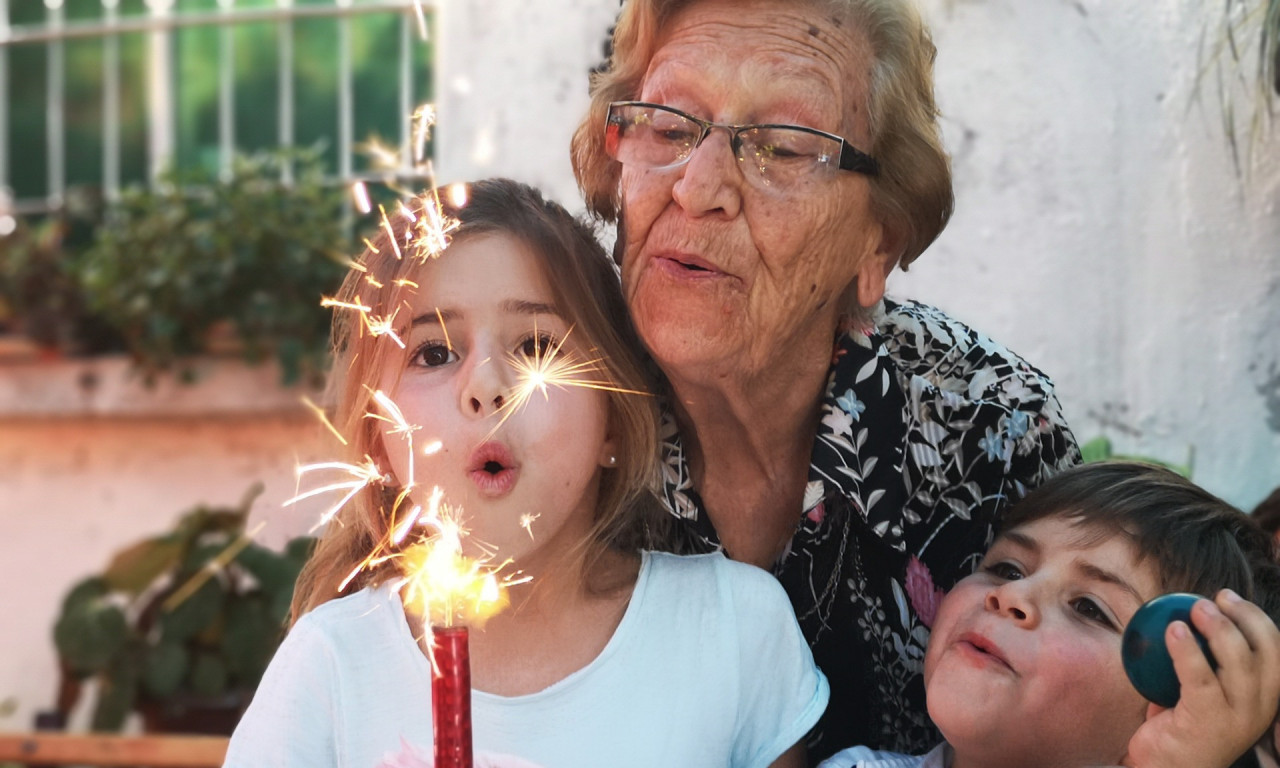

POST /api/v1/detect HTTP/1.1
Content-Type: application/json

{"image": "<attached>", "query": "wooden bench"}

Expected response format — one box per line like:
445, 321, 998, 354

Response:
0, 733, 227, 767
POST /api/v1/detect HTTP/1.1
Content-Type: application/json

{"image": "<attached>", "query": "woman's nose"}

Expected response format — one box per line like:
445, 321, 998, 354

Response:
984, 581, 1039, 627
672, 129, 743, 219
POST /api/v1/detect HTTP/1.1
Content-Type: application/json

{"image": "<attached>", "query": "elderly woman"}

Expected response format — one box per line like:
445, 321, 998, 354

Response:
571, 0, 1078, 761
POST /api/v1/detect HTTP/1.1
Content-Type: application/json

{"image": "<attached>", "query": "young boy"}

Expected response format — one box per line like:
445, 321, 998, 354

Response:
821, 461, 1280, 768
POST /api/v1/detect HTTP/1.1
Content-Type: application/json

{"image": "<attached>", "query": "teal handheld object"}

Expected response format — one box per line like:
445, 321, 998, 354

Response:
1121, 592, 1217, 708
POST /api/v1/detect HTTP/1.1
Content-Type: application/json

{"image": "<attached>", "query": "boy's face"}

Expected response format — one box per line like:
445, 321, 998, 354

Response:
923, 516, 1161, 768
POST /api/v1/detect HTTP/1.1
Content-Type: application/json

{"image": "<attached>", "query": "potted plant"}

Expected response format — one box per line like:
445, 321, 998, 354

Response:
50, 485, 313, 734
72, 148, 351, 385
0, 188, 125, 359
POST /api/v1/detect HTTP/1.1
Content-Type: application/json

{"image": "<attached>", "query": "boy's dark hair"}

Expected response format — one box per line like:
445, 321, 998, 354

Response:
1252, 487, 1280, 537
1000, 461, 1280, 622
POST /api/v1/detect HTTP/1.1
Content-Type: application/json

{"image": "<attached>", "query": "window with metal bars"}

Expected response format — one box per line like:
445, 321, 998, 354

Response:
0, 0, 434, 214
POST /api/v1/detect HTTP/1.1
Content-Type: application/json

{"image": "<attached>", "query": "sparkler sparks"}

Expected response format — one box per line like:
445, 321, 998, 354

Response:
481, 324, 650, 443
351, 181, 372, 214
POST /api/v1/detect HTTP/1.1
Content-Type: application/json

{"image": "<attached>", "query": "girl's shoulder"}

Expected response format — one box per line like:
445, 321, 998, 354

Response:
644, 549, 777, 587
641, 551, 796, 623
289, 582, 414, 653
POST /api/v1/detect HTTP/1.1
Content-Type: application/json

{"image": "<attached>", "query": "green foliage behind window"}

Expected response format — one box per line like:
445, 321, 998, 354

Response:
74, 148, 350, 384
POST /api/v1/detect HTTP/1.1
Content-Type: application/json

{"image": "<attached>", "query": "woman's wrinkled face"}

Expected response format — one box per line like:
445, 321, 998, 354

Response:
618, 0, 891, 386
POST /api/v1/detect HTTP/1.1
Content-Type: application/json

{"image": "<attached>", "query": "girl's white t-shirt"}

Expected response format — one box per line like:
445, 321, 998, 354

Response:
224, 551, 829, 768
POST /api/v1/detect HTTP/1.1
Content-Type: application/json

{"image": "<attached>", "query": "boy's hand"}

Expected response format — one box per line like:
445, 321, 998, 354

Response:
1124, 589, 1280, 768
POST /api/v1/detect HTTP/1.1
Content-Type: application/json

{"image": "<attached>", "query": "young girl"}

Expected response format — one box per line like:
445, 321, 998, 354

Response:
224, 179, 827, 767
818, 461, 1280, 768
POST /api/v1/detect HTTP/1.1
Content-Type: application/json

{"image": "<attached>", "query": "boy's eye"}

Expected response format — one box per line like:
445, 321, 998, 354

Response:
984, 561, 1024, 581
414, 342, 457, 367
517, 333, 558, 360
1071, 597, 1116, 630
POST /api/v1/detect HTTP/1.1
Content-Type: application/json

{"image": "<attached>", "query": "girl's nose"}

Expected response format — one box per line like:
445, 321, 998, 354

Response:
461, 357, 510, 417
469, 392, 505, 414
984, 581, 1040, 627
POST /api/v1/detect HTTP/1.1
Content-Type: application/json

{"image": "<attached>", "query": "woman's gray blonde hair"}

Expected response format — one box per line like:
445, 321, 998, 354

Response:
571, 0, 954, 270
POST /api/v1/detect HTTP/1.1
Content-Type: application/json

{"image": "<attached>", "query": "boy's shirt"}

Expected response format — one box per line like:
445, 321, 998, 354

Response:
816, 743, 950, 768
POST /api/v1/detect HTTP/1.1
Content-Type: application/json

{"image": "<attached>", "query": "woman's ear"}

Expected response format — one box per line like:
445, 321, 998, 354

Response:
855, 221, 904, 308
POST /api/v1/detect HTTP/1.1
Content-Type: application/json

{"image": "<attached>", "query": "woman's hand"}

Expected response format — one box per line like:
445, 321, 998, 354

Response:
1124, 589, 1280, 768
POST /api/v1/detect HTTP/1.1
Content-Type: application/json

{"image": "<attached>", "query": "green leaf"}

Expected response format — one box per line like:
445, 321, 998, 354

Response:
60, 576, 109, 612
102, 537, 183, 595
188, 653, 229, 697
235, 543, 303, 598
222, 598, 278, 683
54, 598, 129, 676
160, 579, 225, 641
142, 641, 189, 699
90, 648, 141, 732
1079, 436, 1113, 464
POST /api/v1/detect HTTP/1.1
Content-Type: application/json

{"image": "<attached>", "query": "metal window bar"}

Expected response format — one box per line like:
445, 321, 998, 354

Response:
0, 0, 430, 215
219, 0, 234, 181
104, 0, 120, 200
0, 0, 8, 211
278, 0, 293, 185
46, 1, 64, 209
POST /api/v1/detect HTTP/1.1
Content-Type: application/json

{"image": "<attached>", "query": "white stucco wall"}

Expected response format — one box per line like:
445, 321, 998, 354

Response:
2, 0, 1278, 735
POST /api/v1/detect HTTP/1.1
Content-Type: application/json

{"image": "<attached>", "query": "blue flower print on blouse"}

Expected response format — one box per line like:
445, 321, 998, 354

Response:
836, 389, 866, 420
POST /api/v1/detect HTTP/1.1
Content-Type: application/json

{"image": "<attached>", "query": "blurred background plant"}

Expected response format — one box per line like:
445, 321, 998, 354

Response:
1200, 0, 1280, 170
1079, 435, 1195, 478
73, 147, 351, 385
50, 484, 313, 734
0, 188, 125, 357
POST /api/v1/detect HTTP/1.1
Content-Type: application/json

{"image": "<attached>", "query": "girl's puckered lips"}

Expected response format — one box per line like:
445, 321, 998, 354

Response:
467, 442, 519, 498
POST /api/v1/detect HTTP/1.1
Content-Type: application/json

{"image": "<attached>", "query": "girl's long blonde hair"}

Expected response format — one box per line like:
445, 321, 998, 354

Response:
290, 179, 665, 624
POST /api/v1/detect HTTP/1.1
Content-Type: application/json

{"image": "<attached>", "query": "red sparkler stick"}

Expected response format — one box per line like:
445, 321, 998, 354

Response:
432, 625, 473, 768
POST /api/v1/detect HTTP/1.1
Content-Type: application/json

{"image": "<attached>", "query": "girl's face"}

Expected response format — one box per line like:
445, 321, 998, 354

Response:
923, 516, 1160, 768
377, 232, 616, 571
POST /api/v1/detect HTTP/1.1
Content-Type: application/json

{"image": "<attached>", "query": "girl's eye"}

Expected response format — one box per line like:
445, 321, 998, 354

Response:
1071, 597, 1116, 630
414, 342, 457, 368
983, 561, 1024, 581
517, 333, 558, 360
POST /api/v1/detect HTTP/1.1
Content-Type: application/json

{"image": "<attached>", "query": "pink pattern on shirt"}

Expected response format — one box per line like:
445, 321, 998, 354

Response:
904, 556, 946, 629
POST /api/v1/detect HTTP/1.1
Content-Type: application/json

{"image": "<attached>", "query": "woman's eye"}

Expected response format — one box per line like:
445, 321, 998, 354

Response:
414, 343, 456, 367
518, 334, 557, 360
1071, 598, 1116, 629
984, 561, 1024, 581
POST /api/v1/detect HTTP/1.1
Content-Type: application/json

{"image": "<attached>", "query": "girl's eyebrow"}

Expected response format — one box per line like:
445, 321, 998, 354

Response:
409, 300, 559, 328
503, 299, 560, 317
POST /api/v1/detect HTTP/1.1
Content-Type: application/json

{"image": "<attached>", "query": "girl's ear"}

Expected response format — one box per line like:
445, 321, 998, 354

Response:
598, 436, 620, 469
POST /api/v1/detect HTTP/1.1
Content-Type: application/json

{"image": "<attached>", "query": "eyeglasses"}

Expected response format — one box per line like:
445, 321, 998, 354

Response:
604, 101, 879, 189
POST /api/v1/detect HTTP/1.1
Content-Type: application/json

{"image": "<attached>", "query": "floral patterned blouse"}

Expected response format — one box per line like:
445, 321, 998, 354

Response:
655, 299, 1080, 763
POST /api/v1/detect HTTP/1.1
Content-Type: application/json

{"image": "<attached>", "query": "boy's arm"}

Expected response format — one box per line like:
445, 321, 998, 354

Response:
1124, 589, 1280, 768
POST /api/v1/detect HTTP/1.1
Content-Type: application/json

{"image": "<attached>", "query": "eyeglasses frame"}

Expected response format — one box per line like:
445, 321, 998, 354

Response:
605, 100, 880, 178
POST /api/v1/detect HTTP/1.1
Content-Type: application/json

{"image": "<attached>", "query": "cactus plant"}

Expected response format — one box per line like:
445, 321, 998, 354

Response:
51, 484, 313, 732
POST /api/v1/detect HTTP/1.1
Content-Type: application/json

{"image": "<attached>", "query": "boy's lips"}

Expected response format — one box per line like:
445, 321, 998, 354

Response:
955, 631, 1016, 673
467, 442, 519, 498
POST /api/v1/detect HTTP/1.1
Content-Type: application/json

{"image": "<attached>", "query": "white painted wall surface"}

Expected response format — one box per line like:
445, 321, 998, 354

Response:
3, 0, 1279, 734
